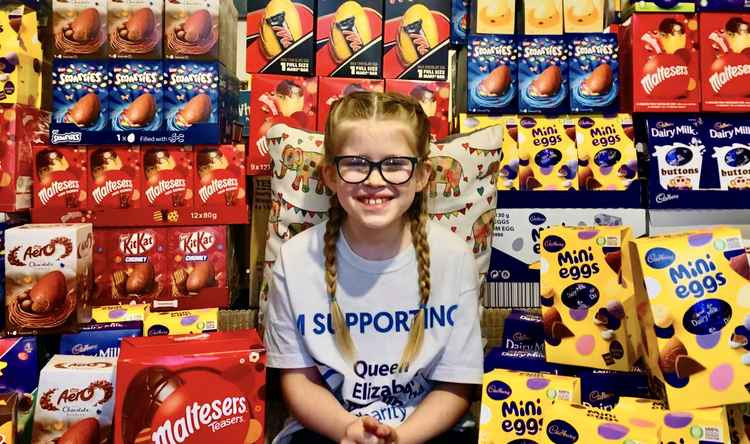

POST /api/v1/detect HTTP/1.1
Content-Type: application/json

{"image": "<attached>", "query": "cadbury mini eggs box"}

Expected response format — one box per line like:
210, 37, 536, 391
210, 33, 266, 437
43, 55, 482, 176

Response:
478, 369, 580, 444
631, 227, 750, 409
518, 35, 568, 115
543, 401, 660, 443
540, 226, 640, 372
517, 116, 578, 191
575, 114, 638, 191
459, 114, 519, 190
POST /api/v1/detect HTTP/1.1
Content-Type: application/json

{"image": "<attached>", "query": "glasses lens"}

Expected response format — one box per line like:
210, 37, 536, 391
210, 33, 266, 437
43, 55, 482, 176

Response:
338, 157, 370, 183
381, 158, 414, 184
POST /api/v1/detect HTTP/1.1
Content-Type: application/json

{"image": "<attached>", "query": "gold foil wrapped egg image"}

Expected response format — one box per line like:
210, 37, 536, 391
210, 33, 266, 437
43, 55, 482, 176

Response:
397, 4, 439, 66
329, 1, 372, 63
260, 0, 303, 58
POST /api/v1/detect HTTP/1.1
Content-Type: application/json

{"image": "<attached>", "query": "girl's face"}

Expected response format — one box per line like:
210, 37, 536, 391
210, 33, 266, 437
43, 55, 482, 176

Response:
323, 119, 431, 235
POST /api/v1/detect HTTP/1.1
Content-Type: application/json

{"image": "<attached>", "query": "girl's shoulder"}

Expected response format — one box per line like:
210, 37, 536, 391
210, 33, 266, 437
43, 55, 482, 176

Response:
426, 221, 474, 258
277, 222, 327, 261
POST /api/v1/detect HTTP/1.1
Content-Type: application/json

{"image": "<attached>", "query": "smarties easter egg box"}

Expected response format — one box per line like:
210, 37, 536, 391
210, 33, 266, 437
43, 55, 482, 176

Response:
107, 0, 163, 59
315, 0, 383, 78
451, 0, 469, 44
477, 369, 580, 443
630, 227, 750, 409
699, 12, 750, 112
52, 0, 108, 59
4, 224, 93, 336
467, 35, 517, 115
628, 13, 701, 113
109, 60, 164, 140
540, 226, 641, 372
165, 0, 238, 71
51, 60, 110, 146
568, 33, 620, 114
382, 0, 450, 80
246, 0, 315, 76
518, 36, 569, 115
114, 330, 266, 444
248, 74, 318, 175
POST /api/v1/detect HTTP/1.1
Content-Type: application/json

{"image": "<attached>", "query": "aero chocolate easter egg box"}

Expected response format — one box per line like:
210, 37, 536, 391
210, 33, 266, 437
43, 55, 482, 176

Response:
703, 116, 750, 191
478, 369, 580, 444
631, 227, 750, 409
631, 13, 701, 112
700, 12, 750, 112
467, 35, 517, 115
517, 116, 578, 191
568, 33, 619, 114
518, 36, 568, 114
575, 114, 638, 191
540, 226, 640, 372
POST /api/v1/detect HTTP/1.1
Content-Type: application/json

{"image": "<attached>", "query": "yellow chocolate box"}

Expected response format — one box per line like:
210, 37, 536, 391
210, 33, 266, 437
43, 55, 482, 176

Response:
631, 227, 750, 409
517, 116, 579, 191
479, 369, 580, 444
543, 401, 660, 443
541, 226, 641, 371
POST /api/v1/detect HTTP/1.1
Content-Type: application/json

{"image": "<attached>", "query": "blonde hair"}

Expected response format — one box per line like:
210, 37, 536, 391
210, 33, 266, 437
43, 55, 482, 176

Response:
323, 92, 432, 371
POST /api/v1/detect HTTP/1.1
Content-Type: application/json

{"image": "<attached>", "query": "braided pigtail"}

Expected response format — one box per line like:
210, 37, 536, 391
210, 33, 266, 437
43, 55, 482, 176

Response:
324, 196, 357, 362
399, 192, 431, 371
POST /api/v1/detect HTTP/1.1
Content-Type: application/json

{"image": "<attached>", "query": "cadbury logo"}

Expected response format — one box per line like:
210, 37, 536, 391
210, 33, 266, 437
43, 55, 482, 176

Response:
119, 232, 155, 255
543, 235, 566, 253
178, 231, 215, 254
546, 420, 579, 442
151, 396, 249, 444
71, 344, 97, 354
589, 391, 614, 402
645, 247, 676, 269
655, 193, 679, 204
486, 381, 512, 401
529, 212, 547, 225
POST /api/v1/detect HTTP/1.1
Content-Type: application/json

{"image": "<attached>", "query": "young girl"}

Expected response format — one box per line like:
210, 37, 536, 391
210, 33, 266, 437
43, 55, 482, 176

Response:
265, 92, 483, 444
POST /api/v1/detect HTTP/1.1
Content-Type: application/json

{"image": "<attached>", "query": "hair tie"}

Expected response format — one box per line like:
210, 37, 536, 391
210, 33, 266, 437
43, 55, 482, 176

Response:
419, 303, 426, 310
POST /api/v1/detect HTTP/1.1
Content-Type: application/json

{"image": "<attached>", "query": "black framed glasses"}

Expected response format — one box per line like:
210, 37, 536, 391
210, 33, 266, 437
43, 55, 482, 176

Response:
334, 156, 419, 185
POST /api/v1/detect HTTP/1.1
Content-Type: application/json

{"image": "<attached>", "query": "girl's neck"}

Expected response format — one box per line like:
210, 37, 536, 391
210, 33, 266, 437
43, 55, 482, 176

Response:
342, 218, 412, 261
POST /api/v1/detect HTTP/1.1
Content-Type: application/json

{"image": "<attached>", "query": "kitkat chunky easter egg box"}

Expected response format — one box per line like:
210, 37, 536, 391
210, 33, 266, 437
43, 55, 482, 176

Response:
630, 13, 701, 112
631, 227, 750, 409
540, 226, 640, 372
478, 369, 580, 444
700, 12, 750, 112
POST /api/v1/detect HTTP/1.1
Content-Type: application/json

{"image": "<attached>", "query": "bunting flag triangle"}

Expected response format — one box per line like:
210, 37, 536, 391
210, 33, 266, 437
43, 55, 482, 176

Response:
459, 208, 467, 215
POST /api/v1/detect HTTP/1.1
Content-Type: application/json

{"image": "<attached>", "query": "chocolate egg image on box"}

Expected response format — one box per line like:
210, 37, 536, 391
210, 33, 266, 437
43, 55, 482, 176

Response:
658, 336, 687, 374
123, 7, 156, 42
330, 1, 372, 63
177, 93, 211, 127
122, 92, 156, 127
59, 418, 100, 444
122, 367, 183, 444
397, 4, 439, 65
186, 262, 217, 292
69, 8, 101, 43
530, 65, 562, 97
126, 263, 155, 293
479, 65, 511, 96
260, 0, 303, 58
66, 92, 101, 127
582, 63, 612, 95
29, 271, 67, 314
181, 9, 212, 43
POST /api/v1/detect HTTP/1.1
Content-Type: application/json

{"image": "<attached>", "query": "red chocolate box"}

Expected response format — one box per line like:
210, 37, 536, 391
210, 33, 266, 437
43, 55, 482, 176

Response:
33, 147, 87, 209
317, 77, 384, 131
195, 145, 246, 207
248, 74, 317, 175
383, 0, 450, 80
629, 13, 701, 112
142, 146, 193, 209
384, 79, 451, 140
93, 228, 110, 303
107, 227, 168, 303
168, 226, 228, 297
88, 147, 142, 209
700, 12, 750, 112
246, 0, 315, 75
114, 330, 266, 444
315, 0, 383, 78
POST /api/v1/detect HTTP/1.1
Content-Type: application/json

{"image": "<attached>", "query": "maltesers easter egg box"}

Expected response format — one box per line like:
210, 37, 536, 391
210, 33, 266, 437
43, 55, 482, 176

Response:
478, 369, 580, 444
699, 12, 750, 112
114, 330, 266, 444
630, 227, 750, 410
630, 13, 701, 113
540, 226, 641, 372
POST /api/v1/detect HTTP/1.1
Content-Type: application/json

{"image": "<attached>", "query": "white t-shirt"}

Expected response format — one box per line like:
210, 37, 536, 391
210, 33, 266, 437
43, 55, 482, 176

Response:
265, 221, 484, 444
